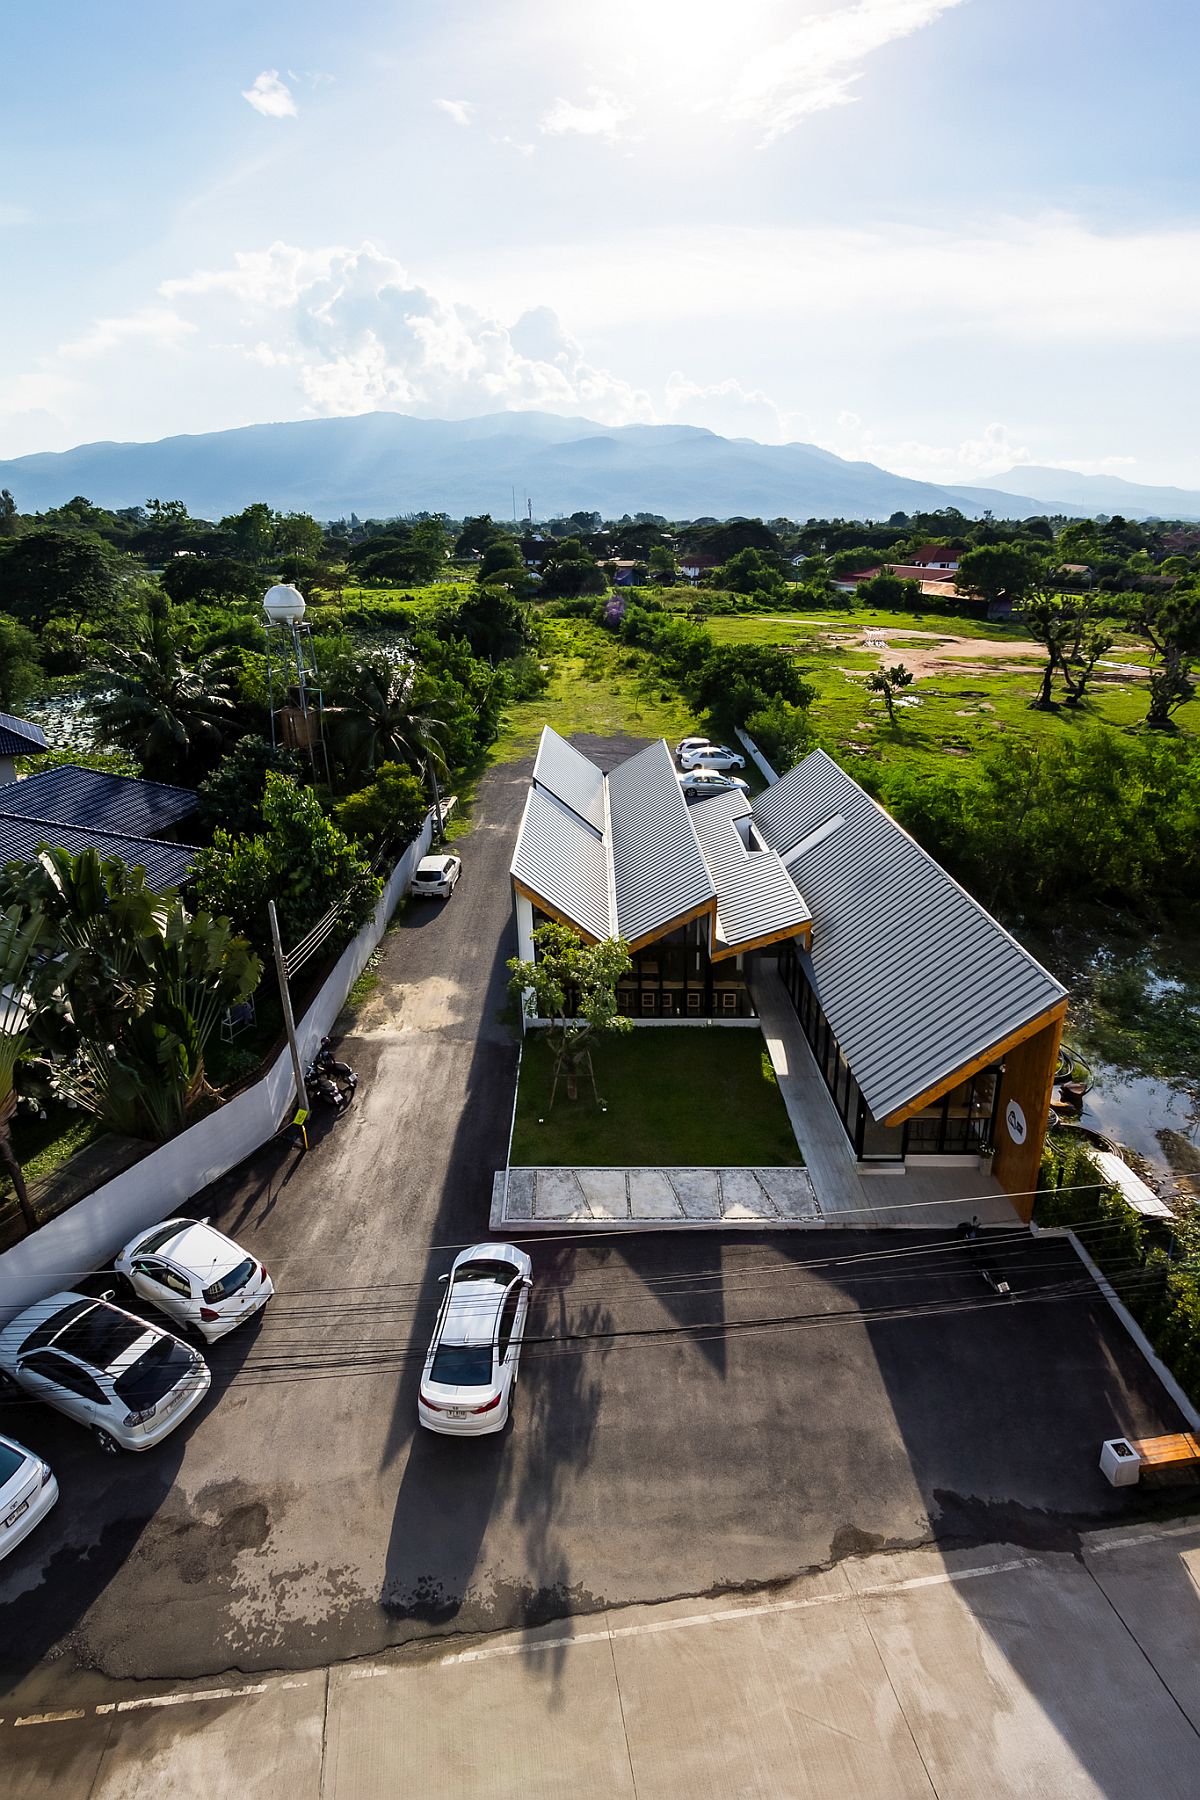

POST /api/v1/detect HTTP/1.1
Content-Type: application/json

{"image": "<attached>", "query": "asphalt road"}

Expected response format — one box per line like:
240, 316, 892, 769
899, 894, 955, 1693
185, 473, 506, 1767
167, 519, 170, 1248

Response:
0, 737, 1190, 1723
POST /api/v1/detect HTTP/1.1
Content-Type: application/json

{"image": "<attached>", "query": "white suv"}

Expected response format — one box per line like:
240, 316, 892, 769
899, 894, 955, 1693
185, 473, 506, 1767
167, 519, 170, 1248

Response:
410, 854, 462, 899
0, 1293, 210, 1455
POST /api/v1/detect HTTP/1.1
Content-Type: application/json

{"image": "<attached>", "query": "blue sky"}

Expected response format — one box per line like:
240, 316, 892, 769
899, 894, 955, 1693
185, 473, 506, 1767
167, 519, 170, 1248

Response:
2, 0, 1196, 486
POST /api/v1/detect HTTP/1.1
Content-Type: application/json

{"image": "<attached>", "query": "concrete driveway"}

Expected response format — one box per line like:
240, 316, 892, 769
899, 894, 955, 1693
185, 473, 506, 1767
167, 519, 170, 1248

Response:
0, 737, 1193, 1737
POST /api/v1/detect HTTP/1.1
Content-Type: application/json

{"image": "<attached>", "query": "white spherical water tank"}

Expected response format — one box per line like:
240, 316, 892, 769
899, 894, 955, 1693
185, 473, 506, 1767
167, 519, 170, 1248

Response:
263, 583, 307, 625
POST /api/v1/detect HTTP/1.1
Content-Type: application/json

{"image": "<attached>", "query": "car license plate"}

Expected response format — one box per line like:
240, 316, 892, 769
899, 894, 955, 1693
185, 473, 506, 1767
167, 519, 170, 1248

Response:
446, 1408, 468, 1419
4, 1499, 29, 1528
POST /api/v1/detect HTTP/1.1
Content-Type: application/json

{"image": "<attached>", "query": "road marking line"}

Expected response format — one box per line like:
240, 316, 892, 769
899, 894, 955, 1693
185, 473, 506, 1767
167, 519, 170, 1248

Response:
14, 1709, 86, 1726
1089, 1522, 1200, 1555
439, 1555, 1044, 1667
94, 1678, 312, 1715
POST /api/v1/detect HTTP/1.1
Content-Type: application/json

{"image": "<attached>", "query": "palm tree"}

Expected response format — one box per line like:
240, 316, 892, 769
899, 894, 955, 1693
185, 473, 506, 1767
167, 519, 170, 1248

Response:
0, 903, 51, 1233
331, 658, 446, 781
94, 612, 238, 782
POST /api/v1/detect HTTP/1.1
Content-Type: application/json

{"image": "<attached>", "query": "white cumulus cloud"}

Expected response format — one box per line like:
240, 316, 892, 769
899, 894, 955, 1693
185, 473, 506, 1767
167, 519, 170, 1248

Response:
540, 87, 632, 139
242, 70, 298, 120
435, 98, 474, 127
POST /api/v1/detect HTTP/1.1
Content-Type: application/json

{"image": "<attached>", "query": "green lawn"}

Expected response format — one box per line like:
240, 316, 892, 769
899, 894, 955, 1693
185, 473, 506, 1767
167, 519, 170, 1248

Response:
510, 1027, 801, 1167
491, 619, 698, 763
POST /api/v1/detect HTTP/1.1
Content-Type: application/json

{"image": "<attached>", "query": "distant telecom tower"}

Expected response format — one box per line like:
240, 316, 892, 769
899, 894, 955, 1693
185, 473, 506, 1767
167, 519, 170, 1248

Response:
262, 583, 331, 786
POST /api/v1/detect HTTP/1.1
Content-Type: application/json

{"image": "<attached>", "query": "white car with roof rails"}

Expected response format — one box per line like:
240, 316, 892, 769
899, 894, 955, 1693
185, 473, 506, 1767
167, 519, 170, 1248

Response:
418, 1242, 533, 1436
675, 736, 714, 762
115, 1218, 273, 1342
0, 1431, 58, 1560
0, 1293, 210, 1455
678, 743, 746, 773
410, 853, 462, 900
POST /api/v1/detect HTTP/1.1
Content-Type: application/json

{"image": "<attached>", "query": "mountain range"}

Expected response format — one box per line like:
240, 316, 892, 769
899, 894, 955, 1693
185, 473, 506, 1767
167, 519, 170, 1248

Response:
1, 411, 1197, 524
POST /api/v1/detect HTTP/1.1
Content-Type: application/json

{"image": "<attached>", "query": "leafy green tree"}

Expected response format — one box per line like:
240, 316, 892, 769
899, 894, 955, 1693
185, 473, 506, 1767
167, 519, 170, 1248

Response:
956, 542, 1044, 612
857, 572, 921, 609
0, 489, 18, 538
714, 546, 785, 596
0, 527, 118, 630
218, 502, 276, 564
334, 763, 429, 857
0, 903, 52, 1230
477, 539, 529, 588
648, 545, 678, 585
0, 614, 43, 711
507, 921, 632, 1105
1132, 583, 1200, 729
330, 657, 447, 780
432, 588, 529, 662
193, 774, 381, 962
161, 554, 260, 607
743, 698, 814, 772
274, 512, 324, 560
1016, 593, 1113, 710
692, 644, 814, 724
1, 849, 260, 1143
540, 538, 606, 599
94, 612, 239, 782
197, 735, 304, 835
867, 662, 915, 724
456, 514, 507, 557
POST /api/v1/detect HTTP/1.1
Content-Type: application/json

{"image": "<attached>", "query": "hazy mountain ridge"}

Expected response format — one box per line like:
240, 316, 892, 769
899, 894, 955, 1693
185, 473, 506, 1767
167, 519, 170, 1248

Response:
0, 411, 1195, 522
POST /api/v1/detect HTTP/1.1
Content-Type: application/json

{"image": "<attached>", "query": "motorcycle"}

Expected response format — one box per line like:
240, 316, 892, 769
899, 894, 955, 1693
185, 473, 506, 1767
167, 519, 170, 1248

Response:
955, 1217, 1012, 1297
316, 1037, 358, 1090
304, 1060, 355, 1116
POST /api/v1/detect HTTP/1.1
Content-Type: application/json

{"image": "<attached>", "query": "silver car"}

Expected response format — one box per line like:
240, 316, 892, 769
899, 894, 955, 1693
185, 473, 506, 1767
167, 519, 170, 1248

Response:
418, 1243, 533, 1436
0, 1293, 210, 1455
678, 768, 750, 801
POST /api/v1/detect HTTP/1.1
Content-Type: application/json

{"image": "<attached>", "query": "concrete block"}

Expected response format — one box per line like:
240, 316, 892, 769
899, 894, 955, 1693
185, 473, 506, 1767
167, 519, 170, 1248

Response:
534, 1168, 586, 1219
718, 1169, 773, 1220
505, 1167, 535, 1222
668, 1169, 722, 1219
757, 1168, 820, 1220
578, 1168, 630, 1221
629, 1169, 683, 1220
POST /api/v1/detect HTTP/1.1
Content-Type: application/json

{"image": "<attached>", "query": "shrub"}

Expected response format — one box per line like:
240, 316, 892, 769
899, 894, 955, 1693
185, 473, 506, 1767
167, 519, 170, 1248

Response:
335, 763, 429, 857
744, 699, 814, 773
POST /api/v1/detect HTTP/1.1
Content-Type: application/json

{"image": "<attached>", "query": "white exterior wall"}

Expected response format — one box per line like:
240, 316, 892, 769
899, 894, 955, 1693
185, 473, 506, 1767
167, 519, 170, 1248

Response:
0, 812, 436, 1325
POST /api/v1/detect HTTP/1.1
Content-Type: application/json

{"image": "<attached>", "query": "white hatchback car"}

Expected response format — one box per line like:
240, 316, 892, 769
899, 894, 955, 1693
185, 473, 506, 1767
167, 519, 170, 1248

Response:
0, 1431, 58, 1561
410, 853, 462, 900
675, 736, 714, 762
115, 1218, 274, 1342
418, 1243, 533, 1436
679, 744, 746, 772
0, 1293, 210, 1455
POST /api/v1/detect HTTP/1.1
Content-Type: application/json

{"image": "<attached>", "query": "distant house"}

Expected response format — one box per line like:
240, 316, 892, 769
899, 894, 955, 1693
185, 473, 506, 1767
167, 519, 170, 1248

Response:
834, 561, 961, 602
1055, 563, 1094, 588
831, 567, 881, 593
907, 544, 961, 572
0, 712, 48, 786
677, 552, 721, 583
0, 763, 201, 887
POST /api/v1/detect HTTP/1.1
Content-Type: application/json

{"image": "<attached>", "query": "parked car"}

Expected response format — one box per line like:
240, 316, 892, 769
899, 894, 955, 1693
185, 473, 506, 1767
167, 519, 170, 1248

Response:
0, 1431, 58, 1561
115, 1218, 274, 1343
410, 853, 462, 900
675, 736, 714, 762
0, 1293, 210, 1455
418, 1243, 533, 1437
678, 744, 746, 772
678, 768, 750, 801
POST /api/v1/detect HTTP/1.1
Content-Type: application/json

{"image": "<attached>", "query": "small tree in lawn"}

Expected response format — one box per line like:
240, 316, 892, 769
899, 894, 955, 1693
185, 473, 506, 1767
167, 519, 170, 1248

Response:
507, 922, 632, 1108
867, 662, 914, 724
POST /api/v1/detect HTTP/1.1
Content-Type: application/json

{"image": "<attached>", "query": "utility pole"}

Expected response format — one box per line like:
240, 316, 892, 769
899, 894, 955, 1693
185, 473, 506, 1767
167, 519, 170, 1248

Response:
269, 900, 308, 1128
426, 753, 444, 845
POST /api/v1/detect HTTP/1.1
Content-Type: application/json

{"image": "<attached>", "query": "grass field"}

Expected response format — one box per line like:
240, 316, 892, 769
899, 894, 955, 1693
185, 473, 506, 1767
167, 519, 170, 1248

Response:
510, 1027, 801, 1167
491, 619, 698, 763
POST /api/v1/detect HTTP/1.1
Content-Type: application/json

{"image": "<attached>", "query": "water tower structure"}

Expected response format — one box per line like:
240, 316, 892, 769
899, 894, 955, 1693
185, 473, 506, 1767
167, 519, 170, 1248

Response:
262, 584, 331, 785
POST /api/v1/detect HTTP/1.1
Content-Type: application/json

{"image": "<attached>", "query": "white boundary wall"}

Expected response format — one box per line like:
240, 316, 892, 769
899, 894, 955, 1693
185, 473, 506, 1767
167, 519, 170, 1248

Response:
735, 727, 778, 786
0, 812, 435, 1325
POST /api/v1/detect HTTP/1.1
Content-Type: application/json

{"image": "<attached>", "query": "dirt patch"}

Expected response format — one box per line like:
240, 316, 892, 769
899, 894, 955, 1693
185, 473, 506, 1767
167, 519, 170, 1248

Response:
830, 627, 1150, 685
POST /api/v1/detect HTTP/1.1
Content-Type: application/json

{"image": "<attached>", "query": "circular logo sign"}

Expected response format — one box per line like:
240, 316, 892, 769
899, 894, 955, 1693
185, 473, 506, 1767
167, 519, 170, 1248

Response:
1005, 1099, 1028, 1146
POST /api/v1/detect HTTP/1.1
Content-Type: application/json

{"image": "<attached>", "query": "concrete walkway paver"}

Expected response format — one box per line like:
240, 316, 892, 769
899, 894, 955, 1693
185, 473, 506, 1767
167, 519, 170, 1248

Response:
494, 1165, 823, 1229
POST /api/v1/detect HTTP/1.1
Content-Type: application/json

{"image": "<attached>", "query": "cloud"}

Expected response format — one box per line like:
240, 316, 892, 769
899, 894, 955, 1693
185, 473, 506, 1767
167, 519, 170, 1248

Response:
728, 0, 967, 140
435, 97, 474, 127
664, 372, 792, 442
242, 70, 298, 120
58, 307, 196, 360
540, 87, 632, 139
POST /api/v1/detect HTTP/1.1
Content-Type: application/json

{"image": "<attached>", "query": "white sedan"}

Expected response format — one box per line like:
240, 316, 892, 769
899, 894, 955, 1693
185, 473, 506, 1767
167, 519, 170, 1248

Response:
410, 853, 462, 900
675, 736, 714, 761
0, 1293, 210, 1455
115, 1218, 274, 1342
679, 743, 746, 772
0, 1432, 58, 1561
678, 768, 750, 801
418, 1243, 533, 1437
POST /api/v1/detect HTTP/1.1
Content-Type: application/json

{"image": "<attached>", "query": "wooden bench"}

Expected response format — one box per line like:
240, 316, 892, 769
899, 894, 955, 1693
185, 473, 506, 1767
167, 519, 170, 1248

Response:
1129, 1433, 1200, 1485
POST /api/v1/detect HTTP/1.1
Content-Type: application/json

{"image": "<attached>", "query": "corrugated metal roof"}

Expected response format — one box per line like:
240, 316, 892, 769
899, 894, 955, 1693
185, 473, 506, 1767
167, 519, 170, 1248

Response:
532, 726, 606, 833
2, 765, 198, 836
690, 789, 811, 954
0, 713, 48, 758
753, 749, 1067, 1121
608, 740, 714, 943
0, 816, 198, 888
510, 786, 611, 940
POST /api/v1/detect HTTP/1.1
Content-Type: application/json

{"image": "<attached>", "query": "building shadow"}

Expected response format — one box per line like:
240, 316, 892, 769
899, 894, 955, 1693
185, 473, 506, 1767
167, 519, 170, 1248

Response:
824, 1227, 1200, 1794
